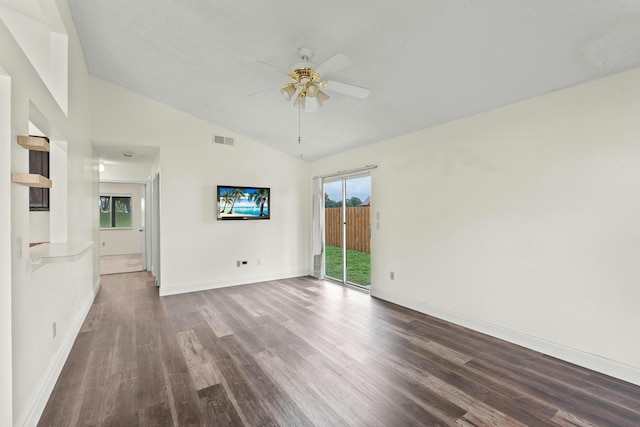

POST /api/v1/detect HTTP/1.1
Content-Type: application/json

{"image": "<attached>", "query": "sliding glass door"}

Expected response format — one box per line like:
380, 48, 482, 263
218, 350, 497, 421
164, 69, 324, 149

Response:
324, 174, 371, 290
324, 179, 343, 282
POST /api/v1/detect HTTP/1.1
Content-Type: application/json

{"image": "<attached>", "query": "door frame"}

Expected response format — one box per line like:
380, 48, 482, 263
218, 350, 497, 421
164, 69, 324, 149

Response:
150, 172, 161, 286
322, 172, 371, 291
110, 174, 160, 285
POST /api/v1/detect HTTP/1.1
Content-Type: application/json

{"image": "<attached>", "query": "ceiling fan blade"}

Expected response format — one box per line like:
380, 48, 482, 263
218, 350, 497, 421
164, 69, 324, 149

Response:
324, 80, 370, 99
315, 53, 350, 76
246, 85, 278, 98
248, 60, 288, 76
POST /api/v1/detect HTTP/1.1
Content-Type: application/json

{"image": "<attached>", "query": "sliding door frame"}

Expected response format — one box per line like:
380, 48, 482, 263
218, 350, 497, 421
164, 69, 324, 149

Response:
322, 172, 371, 292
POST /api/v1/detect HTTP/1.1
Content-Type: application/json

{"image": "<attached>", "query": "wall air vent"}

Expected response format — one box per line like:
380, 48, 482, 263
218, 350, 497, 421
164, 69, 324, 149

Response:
213, 135, 234, 146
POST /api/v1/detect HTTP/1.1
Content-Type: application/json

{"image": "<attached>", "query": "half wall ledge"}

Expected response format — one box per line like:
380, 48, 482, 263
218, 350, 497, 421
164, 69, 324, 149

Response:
30, 241, 94, 272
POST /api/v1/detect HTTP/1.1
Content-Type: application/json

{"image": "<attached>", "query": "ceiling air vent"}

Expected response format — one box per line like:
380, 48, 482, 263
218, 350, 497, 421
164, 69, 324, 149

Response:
213, 135, 234, 146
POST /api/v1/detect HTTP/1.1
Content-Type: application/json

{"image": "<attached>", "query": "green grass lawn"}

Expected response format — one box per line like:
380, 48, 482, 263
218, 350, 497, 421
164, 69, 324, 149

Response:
325, 245, 371, 286
100, 211, 111, 228
100, 211, 131, 228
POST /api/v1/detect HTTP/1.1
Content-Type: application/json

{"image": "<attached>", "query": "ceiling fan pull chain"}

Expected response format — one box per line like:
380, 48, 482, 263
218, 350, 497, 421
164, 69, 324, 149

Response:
298, 102, 302, 144
298, 101, 303, 158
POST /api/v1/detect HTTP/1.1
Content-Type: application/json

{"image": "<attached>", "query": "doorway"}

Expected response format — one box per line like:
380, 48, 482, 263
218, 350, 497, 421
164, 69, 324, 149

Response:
98, 182, 145, 275
94, 143, 160, 279
323, 174, 371, 290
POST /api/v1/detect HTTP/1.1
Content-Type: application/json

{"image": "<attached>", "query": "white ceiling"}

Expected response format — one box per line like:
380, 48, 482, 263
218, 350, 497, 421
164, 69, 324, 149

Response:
69, 0, 640, 162
95, 143, 159, 169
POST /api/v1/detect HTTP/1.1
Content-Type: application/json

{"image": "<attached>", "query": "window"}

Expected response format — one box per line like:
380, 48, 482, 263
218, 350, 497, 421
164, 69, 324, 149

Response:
100, 195, 132, 228
29, 148, 50, 211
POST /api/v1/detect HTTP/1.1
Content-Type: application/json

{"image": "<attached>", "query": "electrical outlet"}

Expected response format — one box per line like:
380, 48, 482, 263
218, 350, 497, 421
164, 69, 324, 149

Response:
257, 258, 261, 266
390, 271, 395, 280
236, 260, 241, 267
52, 322, 56, 339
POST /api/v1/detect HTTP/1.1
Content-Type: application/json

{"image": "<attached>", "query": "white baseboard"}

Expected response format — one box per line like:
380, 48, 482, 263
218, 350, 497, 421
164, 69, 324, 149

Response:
159, 269, 311, 296
371, 287, 640, 387
24, 278, 101, 427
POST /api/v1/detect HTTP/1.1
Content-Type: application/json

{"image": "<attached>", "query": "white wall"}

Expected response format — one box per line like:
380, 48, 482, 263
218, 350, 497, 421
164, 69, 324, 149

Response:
49, 139, 69, 243
0, 68, 14, 427
1, 0, 99, 425
100, 162, 151, 183
310, 69, 640, 384
89, 76, 310, 296
29, 212, 50, 243
99, 182, 143, 256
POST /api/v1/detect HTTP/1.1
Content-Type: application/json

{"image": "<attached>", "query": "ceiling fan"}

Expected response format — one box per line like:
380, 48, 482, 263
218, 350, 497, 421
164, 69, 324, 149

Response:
253, 47, 370, 113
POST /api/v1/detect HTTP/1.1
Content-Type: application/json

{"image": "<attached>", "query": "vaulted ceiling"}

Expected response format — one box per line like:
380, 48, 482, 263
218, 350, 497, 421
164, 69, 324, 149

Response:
69, 0, 640, 161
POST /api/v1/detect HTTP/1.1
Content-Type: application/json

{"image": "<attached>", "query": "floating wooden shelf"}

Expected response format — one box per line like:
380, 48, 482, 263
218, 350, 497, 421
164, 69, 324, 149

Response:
11, 173, 52, 188
18, 135, 50, 152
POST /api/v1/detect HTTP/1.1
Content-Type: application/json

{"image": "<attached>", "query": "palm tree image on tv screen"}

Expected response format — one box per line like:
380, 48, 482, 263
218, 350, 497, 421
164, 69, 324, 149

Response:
217, 186, 270, 220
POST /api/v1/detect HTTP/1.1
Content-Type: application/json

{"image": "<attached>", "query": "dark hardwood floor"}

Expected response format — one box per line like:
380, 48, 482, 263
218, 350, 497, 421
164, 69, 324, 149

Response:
39, 272, 640, 426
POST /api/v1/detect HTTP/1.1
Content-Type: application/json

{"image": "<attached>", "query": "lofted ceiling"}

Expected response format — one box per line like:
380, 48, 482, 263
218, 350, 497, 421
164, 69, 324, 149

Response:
69, 0, 640, 162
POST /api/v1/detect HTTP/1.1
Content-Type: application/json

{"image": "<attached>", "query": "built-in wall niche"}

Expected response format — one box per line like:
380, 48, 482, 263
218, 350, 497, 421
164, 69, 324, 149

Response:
14, 120, 69, 246
14, 121, 82, 269
12, 132, 52, 246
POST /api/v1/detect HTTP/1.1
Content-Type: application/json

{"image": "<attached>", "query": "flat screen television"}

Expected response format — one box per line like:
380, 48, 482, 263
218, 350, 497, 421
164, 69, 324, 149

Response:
217, 185, 270, 220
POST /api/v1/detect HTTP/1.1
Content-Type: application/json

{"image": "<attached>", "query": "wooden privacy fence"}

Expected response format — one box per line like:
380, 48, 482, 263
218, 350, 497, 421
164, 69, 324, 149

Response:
325, 206, 371, 253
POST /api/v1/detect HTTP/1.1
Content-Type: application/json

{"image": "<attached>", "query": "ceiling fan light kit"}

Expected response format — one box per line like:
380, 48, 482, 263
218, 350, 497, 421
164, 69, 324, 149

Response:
280, 83, 296, 100
316, 90, 330, 106
294, 94, 306, 109
306, 83, 319, 97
